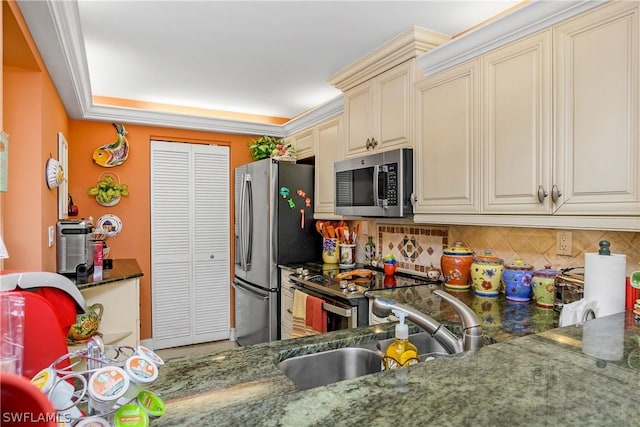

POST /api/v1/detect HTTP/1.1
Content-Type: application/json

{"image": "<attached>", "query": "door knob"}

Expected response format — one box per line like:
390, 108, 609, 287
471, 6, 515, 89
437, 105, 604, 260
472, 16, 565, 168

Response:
210, 254, 215, 259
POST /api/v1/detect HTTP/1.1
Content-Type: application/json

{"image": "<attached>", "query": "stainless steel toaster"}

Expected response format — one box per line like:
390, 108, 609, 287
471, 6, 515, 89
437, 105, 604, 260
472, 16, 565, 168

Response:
553, 267, 584, 312
56, 219, 94, 275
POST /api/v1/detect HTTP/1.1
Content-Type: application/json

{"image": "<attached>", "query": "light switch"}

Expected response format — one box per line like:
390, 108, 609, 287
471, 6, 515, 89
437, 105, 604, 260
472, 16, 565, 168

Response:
48, 225, 55, 247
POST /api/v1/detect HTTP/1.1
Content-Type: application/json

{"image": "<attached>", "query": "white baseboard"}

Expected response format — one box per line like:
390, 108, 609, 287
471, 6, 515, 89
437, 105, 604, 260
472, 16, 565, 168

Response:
139, 338, 154, 350
229, 328, 236, 342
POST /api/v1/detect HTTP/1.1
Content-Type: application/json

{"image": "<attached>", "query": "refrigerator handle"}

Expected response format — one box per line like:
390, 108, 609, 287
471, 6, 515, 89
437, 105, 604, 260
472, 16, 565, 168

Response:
237, 174, 247, 269
246, 177, 253, 270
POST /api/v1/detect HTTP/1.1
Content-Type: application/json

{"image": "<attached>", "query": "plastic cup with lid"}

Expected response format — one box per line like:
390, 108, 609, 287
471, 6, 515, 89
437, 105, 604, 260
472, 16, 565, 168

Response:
113, 402, 149, 427
88, 366, 130, 413
135, 345, 164, 367
123, 354, 158, 400
74, 416, 111, 427
30, 367, 84, 420
137, 390, 166, 419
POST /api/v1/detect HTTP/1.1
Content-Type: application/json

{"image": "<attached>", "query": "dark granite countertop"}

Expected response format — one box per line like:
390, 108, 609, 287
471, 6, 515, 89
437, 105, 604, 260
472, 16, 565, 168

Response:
72, 258, 143, 291
280, 262, 560, 342
151, 311, 640, 426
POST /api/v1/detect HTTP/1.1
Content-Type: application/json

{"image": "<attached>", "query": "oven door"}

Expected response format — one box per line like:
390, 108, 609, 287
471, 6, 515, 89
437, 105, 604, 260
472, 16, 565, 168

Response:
293, 286, 358, 331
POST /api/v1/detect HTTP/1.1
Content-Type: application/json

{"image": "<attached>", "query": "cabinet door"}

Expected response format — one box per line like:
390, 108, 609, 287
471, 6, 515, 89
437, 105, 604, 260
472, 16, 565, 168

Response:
554, 2, 640, 215
482, 30, 552, 214
293, 128, 315, 160
414, 60, 481, 213
376, 61, 414, 152
315, 117, 342, 215
343, 80, 374, 157
280, 270, 294, 340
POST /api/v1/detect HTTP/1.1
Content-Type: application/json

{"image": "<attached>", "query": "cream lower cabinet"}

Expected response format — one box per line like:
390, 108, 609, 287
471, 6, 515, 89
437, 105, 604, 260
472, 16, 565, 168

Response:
414, 59, 481, 214
553, 1, 640, 216
78, 278, 140, 350
280, 270, 294, 340
343, 60, 415, 157
482, 30, 553, 214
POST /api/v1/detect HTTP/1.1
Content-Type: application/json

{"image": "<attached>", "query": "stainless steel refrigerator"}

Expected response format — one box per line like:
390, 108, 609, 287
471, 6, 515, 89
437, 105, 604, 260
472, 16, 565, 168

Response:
233, 158, 321, 346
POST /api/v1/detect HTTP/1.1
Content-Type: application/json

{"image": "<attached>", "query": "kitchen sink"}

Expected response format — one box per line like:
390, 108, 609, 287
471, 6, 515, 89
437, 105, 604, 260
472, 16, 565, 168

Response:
277, 332, 464, 390
377, 332, 451, 361
277, 347, 383, 390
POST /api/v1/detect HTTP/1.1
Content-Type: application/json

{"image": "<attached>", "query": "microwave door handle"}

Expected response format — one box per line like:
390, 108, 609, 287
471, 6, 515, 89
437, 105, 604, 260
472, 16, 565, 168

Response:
373, 165, 380, 207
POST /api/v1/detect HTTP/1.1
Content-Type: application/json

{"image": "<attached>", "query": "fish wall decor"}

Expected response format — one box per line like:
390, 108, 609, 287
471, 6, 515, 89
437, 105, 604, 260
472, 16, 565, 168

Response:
93, 123, 130, 167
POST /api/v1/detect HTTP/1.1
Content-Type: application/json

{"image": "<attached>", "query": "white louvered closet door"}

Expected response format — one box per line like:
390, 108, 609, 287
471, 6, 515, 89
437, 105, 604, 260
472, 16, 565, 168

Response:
150, 141, 230, 349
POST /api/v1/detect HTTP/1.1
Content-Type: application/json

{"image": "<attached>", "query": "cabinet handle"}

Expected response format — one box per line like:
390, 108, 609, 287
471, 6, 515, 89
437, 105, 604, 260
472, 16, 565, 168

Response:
537, 185, 548, 204
287, 309, 292, 314
551, 185, 562, 204
365, 138, 371, 149
371, 138, 377, 148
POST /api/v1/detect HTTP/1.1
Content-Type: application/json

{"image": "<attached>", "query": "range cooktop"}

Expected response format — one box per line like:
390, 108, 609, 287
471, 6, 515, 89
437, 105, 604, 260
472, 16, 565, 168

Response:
288, 265, 441, 300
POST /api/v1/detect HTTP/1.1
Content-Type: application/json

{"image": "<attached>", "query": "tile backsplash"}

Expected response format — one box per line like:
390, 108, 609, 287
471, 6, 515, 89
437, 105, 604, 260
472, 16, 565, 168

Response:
353, 221, 640, 277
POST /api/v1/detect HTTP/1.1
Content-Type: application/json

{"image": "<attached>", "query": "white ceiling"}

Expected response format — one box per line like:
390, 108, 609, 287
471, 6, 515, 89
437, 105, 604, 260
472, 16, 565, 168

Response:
17, 0, 522, 134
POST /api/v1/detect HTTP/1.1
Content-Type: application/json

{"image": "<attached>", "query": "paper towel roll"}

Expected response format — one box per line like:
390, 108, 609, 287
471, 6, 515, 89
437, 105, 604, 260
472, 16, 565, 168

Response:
584, 252, 626, 317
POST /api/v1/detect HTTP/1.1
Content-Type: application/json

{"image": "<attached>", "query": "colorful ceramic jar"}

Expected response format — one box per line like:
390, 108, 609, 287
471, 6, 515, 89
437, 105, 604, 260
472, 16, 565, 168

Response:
322, 238, 339, 264
441, 242, 474, 290
502, 257, 534, 302
532, 264, 558, 308
471, 250, 504, 297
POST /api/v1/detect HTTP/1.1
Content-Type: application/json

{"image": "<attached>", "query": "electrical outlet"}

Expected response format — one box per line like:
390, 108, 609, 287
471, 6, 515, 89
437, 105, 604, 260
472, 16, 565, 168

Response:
48, 225, 55, 248
556, 231, 572, 256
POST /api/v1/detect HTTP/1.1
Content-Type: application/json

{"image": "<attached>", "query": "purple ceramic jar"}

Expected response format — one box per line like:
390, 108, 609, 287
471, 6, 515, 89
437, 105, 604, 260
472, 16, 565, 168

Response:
502, 258, 534, 302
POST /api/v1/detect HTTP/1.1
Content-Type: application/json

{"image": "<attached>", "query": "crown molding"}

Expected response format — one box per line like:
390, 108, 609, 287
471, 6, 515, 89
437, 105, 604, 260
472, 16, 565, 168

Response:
328, 26, 450, 91
417, 0, 607, 77
282, 95, 344, 135
15, 0, 342, 137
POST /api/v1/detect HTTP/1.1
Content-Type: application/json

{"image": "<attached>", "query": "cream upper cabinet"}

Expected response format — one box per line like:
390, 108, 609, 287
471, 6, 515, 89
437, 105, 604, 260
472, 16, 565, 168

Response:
343, 60, 414, 157
314, 117, 342, 217
482, 30, 552, 214
553, 1, 640, 216
414, 59, 481, 214
291, 128, 315, 160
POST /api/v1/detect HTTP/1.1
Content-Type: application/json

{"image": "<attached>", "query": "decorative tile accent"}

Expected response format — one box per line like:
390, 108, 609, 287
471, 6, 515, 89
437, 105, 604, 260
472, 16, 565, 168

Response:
350, 220, 640, 278
378, 224, 448, 274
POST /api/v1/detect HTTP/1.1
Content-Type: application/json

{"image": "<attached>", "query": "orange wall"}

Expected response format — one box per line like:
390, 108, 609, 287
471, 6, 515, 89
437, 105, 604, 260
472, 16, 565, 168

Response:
2, 1, 68, 272
68, 121, 253, 339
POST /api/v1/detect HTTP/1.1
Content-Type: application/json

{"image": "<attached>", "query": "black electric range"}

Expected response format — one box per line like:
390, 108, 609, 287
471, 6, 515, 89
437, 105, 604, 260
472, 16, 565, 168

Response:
288, 264, 441, 301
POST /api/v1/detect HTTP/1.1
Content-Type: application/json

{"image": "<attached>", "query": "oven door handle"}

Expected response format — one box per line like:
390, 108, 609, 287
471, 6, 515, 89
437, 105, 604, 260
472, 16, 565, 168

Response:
322, 301, 352, 317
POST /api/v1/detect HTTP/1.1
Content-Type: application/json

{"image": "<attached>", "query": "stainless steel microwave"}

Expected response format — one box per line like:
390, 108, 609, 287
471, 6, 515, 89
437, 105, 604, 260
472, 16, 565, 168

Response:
334, 148, 413, 217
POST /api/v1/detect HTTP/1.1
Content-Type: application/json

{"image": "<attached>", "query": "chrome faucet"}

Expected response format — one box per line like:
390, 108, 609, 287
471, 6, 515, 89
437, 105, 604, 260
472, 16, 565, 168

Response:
369, 290, 484, 354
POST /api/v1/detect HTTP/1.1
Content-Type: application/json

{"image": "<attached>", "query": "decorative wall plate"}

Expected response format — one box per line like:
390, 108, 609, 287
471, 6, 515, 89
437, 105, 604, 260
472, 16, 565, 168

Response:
45, 157, 64, 189
96, 214, 122, 237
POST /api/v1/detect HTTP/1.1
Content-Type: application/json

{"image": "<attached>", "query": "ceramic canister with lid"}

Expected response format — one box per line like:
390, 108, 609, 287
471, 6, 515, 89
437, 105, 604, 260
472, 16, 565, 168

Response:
503, 258, 534, 302
441, 241, 474, 290
532, 264, 558, 308
471, 250, 504, 297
